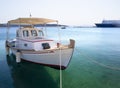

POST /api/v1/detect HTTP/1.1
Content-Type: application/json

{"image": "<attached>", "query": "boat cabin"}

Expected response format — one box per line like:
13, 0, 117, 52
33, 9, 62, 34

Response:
16, 27, 44, 39
14, 27, 57, 51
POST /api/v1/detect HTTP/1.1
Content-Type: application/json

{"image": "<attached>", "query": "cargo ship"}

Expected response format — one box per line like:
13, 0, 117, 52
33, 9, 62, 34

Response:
95, 20, 120, 27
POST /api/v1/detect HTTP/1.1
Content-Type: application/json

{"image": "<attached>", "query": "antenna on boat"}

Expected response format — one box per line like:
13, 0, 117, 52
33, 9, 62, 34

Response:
30, 13, 32, 18
29, 12, 34, 27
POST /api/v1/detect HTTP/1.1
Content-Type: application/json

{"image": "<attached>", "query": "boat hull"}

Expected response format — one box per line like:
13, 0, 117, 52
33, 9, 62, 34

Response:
95, 23, 117, 27
11, 48, 74, 70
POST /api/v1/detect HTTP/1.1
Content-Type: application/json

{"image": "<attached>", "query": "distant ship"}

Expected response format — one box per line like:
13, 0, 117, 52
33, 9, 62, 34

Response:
95, 20, 120, 27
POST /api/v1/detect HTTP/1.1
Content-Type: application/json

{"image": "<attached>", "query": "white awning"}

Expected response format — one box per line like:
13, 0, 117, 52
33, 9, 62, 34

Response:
8, 17, 58, 25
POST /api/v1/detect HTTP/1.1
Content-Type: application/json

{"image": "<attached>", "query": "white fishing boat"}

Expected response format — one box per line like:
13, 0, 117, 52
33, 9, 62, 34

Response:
5, 17, 75, 70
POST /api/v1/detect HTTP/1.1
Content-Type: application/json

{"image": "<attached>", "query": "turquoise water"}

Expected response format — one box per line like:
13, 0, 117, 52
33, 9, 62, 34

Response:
0, 27, 120, 88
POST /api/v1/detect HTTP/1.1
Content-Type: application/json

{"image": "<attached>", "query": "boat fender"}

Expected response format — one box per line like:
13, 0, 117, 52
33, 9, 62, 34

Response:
5, 40, 10, 55
16, 50, 21, 63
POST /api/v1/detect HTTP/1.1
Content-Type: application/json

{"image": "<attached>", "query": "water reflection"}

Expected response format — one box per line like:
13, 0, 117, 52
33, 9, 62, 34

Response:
6, 54, 59, 88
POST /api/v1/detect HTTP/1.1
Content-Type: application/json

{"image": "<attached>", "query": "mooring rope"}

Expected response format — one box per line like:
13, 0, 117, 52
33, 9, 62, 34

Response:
75, 48, 120, 71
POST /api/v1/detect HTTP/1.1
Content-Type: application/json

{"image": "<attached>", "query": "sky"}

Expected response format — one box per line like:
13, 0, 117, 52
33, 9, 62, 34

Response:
0, 0, 120, 26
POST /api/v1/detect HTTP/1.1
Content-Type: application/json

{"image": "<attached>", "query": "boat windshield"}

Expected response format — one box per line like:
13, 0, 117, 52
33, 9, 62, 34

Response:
19, 28, 44, 38
23, 30, 29, 37
31, 30, 38, 37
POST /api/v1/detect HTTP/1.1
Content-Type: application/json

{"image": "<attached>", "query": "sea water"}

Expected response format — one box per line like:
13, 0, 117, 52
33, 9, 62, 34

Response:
0, 27, 120, 88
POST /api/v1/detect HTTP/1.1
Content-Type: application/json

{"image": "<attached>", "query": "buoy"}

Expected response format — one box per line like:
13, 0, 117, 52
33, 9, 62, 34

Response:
5, 40, 10, 55
16, 50, 21, 63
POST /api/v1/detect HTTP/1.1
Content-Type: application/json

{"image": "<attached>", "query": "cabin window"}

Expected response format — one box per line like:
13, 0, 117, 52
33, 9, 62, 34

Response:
31, 30, 38, 37
42, 43, 50, 49
23, 30, 29, 37
38, 30, 44, 37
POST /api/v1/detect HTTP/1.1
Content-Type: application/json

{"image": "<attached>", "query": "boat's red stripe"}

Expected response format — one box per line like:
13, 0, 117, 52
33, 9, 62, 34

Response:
18, 38, 53, 43
22, 50, 54, 54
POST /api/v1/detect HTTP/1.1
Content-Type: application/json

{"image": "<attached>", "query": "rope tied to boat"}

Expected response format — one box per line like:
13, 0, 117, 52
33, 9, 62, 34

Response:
57, 22, 63, 88
75, 48, 120, 71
